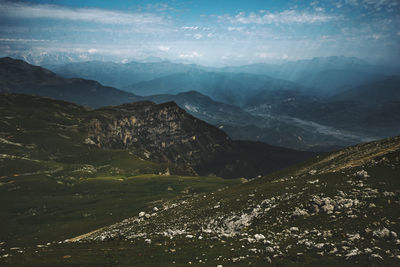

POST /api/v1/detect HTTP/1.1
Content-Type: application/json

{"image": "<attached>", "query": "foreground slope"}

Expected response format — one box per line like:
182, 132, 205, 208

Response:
45, 136, 400, 266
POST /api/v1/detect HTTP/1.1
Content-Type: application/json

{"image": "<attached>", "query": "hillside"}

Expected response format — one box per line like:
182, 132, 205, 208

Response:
0, 57, 142, 108
331, 76, 400, 105
144, 91, 369, 151
0, 93, 316, 255
0, 93, 314, 179
2, 135, 399, 266
295, 69, 387, 96
45, 136, 400, 266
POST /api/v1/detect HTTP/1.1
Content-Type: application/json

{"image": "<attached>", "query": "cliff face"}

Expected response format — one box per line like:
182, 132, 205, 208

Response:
87, 101, 233, 173
0, 93, 314, 179
84, 100, 316, 178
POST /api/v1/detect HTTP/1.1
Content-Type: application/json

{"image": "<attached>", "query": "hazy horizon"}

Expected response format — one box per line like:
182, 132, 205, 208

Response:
1, 0, 399, 67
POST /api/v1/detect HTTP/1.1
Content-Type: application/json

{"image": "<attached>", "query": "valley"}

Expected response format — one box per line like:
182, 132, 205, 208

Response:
1, 0, 400, 265
1, 50, 399, 267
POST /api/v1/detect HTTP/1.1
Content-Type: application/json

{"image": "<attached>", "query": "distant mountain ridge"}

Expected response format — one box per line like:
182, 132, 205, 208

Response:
50, 60, 212, 89
0, 57, 142, 108
47, 55, 399, 97
2, 57, 398, 151
143, 91, 370, 151
125, 69, 311, 107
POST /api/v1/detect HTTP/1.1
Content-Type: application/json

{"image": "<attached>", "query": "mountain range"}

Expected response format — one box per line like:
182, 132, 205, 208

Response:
0, 57, 140, 108
0, 55, 400, 266
0, 93, 315, 179
2, 57, 399, 151
49, 56, 399, 97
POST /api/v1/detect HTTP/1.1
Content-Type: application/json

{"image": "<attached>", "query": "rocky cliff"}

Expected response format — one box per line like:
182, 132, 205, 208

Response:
87, 101, 232, 171
85, 100, 315, 178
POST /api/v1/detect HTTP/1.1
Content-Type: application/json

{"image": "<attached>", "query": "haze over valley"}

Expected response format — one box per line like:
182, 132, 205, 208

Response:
0, 0, 400, 266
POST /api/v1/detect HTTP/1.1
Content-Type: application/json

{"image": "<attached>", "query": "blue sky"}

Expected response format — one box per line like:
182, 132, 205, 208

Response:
0, 0, 399, 66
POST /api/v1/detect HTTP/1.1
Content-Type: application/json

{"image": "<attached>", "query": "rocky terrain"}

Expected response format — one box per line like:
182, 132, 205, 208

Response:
54, 136, 400, 266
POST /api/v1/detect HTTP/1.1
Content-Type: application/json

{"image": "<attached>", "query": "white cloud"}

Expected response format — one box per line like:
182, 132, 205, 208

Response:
88, 48, 98, 54
0, 2, 165, 25
193, 34, 203, 39
257, 52, 274, 59
371, 34, 383, 39
158, 46, 170, 51
179, 51, 202, 58
0, 38, 47, 42
182, 26, 199, 30
141, 3, 176, 12
181, 26, 212, 31
220, 10, 339, 24
340, 0, 399, 10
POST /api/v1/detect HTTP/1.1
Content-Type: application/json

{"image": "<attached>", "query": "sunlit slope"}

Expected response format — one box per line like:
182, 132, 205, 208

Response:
64, 136, 400, 266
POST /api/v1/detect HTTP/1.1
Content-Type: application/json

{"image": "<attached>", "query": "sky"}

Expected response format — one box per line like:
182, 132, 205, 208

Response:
0, 0, 399, 66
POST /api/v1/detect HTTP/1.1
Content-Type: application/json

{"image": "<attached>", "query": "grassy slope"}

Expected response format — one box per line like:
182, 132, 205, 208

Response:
0, 173, 239, 248
2, 137, 398, 266
0, 94, 241, 251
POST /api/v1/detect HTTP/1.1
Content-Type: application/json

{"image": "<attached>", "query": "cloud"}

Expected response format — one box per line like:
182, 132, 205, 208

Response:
182, 26, 199, 30
0, 38, 47, 42
220, 10, 339, 24
181, 26, 212, 31
140, 3, 177, 12
338, 0, 399, 11
257, 52, 274, 59
0, 1, 166, 25
179, 51, 202, 59
88, 48, 98, 54
193, 34, 203, 40
158, 46, 170, 51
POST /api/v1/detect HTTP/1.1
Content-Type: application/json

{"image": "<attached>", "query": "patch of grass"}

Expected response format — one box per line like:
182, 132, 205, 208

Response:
0, 172, 240, 248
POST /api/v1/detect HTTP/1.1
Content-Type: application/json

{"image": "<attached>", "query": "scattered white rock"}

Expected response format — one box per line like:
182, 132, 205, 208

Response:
254, 234, 265, 241
309, 170, 317, 175
370, 254, 383, 260
266, 247, 274, 253
355, 170, 369, 179
292, 207, 309, 217
372, 228, 390, 239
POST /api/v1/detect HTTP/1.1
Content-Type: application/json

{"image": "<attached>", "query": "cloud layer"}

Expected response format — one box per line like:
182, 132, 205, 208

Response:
0, 0, 399, 66
219, 10, 339, 25
0, 1, 165, 25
